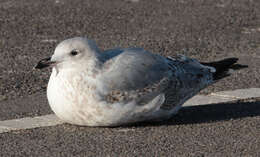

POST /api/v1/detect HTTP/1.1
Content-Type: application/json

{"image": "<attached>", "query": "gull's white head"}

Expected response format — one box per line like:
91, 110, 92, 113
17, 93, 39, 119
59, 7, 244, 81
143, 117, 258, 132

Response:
35, 37, 100, 70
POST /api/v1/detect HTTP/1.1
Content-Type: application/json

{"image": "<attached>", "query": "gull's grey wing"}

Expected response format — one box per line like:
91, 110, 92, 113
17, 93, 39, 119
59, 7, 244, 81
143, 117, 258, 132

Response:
101, 48, 170, 90
99, 48, 214, 109
161, 55, 214, 109
99, 48, 172, 104
100, 48, 124, 61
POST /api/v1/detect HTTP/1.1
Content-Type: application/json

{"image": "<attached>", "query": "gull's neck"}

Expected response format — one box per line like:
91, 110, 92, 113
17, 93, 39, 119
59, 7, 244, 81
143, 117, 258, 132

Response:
85, 55, 102, 76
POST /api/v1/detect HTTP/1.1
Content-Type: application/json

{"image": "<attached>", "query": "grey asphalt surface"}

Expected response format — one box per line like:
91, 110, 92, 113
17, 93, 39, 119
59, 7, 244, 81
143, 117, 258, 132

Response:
0, 0, 260, 156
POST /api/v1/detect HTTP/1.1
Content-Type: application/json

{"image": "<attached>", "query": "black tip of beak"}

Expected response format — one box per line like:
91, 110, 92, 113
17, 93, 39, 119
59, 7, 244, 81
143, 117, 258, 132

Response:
34, 57, 53, 69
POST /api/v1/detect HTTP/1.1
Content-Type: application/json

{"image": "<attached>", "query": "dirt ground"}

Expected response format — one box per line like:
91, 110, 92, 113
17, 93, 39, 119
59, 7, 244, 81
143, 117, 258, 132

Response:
0, 0, 259, 156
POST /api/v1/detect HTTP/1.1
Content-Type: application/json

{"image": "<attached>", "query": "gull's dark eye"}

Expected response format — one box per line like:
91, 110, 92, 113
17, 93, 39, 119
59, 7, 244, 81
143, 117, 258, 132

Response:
70, 50, 79, 56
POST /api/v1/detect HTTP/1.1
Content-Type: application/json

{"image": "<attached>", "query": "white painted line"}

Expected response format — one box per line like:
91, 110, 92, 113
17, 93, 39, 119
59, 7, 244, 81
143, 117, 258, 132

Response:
184, 88, 260, 107
183, 95, 236, 107
0, 114, 63, 133
0, 88, 259, 133
210, 88, 260, 99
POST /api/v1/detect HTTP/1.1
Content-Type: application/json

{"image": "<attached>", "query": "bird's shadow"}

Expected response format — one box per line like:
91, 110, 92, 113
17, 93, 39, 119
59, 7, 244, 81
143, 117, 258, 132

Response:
131, 99, 260, 127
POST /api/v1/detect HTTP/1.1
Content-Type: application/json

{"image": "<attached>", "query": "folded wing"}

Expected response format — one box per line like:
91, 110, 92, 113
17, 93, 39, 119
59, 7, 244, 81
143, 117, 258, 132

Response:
99, 49, 214, 109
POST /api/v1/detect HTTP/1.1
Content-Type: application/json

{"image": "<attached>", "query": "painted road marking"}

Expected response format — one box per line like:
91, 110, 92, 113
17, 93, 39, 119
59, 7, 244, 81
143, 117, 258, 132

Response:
0, 115, 63, 133
210, 88, 260, 99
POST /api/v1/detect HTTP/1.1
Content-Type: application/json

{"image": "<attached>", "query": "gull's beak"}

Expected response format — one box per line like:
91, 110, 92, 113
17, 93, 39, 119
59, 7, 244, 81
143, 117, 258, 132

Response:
35, 57, 56, 69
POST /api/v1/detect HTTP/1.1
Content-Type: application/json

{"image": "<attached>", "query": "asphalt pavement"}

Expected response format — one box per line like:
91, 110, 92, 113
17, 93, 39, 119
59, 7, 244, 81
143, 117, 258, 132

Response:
0, 0, 259, 156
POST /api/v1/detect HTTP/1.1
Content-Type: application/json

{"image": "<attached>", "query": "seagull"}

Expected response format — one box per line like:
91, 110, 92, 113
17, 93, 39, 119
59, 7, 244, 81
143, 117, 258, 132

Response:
35, 37, 239, 126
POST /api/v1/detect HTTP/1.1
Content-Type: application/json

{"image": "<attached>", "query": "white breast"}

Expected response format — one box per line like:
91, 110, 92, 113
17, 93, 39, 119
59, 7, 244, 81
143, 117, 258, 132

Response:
46, 68, 173, 126
47, 68, 106, 126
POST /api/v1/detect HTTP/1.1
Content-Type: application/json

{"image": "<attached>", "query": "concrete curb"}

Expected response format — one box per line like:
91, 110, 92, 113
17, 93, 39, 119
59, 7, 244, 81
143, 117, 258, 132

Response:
0, 88, 259, 133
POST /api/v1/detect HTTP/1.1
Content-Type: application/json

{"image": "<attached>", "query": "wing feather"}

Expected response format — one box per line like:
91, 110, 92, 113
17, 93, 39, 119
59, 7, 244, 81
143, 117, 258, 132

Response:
99, 50, 214, 109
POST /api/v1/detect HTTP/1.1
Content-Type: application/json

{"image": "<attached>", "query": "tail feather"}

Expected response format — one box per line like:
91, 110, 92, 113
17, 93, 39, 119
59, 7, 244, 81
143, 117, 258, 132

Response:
200, 58, 239, 80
